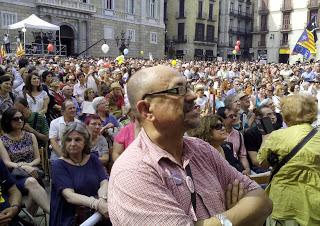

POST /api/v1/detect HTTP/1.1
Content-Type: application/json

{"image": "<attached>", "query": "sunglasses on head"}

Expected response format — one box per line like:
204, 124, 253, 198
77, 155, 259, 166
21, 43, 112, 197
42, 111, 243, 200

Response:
12, 116, 24, 122
214, 123, 225, 130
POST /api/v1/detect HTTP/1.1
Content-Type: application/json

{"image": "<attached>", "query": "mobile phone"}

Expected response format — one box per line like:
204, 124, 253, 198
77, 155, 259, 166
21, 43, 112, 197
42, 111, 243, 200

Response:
260, 117, 274, 134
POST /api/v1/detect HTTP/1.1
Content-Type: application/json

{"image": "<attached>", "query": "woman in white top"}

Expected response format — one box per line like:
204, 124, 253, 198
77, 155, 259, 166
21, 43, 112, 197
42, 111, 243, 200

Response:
81, 88, 96, 115
272, 84, 285, 113
24, 72, 49, 114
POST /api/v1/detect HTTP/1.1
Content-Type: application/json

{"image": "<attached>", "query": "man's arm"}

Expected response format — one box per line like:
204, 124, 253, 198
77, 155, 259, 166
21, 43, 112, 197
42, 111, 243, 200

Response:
24, 123, 49, 143
50, 138, 63, 157
196, 188, 272, 226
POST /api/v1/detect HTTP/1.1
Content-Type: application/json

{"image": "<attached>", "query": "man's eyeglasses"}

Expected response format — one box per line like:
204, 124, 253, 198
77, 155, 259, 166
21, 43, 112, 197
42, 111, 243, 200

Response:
142, 84, 191, 100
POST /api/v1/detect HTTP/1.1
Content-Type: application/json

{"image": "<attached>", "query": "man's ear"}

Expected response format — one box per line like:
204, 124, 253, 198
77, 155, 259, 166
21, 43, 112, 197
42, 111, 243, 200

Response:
136, 100, 155, 121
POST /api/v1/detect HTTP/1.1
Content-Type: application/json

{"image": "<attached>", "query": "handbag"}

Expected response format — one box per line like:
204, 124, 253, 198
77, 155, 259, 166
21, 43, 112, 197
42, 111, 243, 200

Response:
269, 127, 318, 183
11, 166, 45, 180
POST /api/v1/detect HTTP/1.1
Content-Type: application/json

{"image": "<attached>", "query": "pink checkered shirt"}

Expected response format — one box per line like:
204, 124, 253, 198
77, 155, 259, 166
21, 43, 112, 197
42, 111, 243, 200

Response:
226, 128, 247, 159
108, 128, 259, 226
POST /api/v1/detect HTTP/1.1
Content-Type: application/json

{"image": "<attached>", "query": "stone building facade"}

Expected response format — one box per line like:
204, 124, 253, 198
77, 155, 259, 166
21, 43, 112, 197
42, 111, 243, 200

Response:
165, 0, 220, 60
218, 0, 254, 61
252, 0, 320, 64
0, 0, 165, 58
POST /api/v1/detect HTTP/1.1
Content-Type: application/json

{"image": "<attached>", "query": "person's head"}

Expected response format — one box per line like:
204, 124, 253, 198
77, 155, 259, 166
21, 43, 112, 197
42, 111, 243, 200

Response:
254, 106, 277, 124
76, 72, 85, 84
61, 100, 76, 119
18, 58, 28, 69
61, 122, 91, 158
62, 85, 73, 98
92, 96, 109, 114
41, 70, 53, 84
1, 108, 24, 133
13, 97, 30, 119
127, 65, 199, 133
194, 85, 205, 98
25, 71, 42, 93
280, 94, 317, 126
238, 92, 250, 110
66, 74, 76, 86
85, 115, 102, 137
189, 114, 227, 145
233, 79, 241, 92
217, 106, 237, 128
110, 82, 123, 96
314, 62, 320, 73
257, 85, 266, 97
84, 88, 95, 101
224, 94, 241, 113
0, 75, 12, 93
274, 84, 284, 97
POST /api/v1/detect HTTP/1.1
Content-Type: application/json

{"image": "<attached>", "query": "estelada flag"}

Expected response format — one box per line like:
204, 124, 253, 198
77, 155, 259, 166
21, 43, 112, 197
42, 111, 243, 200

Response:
16, 43, 25, 57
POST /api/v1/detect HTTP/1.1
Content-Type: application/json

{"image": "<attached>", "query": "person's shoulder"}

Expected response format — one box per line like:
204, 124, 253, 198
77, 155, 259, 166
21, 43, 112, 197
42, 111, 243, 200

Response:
184, 136, 213, 155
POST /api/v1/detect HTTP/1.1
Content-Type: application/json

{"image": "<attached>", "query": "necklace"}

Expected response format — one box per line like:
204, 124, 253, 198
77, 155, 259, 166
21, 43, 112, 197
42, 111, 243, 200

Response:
69, 154, 84, 166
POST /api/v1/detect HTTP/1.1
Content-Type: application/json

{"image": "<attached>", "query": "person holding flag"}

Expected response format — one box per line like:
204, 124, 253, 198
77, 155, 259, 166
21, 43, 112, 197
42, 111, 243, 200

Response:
292, 16, 318, 60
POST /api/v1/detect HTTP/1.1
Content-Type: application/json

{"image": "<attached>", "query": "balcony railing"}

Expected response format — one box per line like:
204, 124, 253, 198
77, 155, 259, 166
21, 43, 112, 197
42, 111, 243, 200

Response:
35, 0, 96, 13
252, 26, 269, 33
197, 12, 208, 20
280, 39, 289, 47
308, 0, 319, 9
194, 36, 218, 43
173, 35, 188, 43
258, 41, 266, 47
280, 24, 292, 32
281, 2, 293, 12
208, 14, 218, 21
176, 11, 186, 19
258, 6, 269, 15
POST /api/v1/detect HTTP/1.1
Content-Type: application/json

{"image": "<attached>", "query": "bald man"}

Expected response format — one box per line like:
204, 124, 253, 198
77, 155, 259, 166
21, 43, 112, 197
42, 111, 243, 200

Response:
108, 66, 272, 226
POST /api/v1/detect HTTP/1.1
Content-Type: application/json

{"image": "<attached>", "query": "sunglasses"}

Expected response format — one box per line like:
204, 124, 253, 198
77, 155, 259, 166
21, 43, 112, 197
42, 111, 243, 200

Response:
214, 123, 225, 130
12, 116, 24, 122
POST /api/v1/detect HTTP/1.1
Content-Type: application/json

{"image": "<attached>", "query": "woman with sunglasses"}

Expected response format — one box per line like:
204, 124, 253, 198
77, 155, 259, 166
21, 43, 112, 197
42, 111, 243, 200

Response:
189, 115, 245, 173
23, 71, 49, 115
0, 108, 50, 215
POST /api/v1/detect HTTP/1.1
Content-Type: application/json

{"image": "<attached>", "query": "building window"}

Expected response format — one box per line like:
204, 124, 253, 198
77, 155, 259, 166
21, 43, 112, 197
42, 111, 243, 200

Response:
207, 25, 214, 42
125, 0, 134, 14
179, 0, 185, 17
209, 3, 214, 20
230, 2, 234, 11
309, 9, 318, 23
105, 0, 114, 10
283, 13, 290, 25
195, 23, 205, 41
127, 29, 135, 42
238, 4, 242, 14
198, 1, 203, 18
147, 0, 157, 18
1, 11, 17, 28
178, 23, 185, 41
282, 33, 288, 45
150, 32, 158, 44
104, 26, 114, 39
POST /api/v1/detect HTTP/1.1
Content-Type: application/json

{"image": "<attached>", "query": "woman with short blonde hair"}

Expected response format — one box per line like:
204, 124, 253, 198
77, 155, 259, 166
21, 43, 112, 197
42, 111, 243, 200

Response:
257, 94, 320, 226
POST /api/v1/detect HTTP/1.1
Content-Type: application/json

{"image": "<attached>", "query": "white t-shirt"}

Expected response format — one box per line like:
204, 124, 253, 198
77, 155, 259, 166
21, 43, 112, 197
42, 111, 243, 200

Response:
195, 96, 208, 110
26, 90, 48, 113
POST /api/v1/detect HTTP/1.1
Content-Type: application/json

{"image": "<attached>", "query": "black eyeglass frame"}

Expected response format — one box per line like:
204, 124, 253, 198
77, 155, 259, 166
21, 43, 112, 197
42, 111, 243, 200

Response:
142, 84, 191, 100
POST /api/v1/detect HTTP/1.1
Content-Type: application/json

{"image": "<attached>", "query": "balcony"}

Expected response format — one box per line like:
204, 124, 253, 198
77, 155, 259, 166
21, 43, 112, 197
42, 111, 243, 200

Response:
281, 3, 293, 12
258, 6, 269, 15
197, 12, 208, 20
208, 14, 218, 22
280, 24, 292, 32
258, 41, 266, 47
252, 26, 269, 34
173, 35, 188, 43
35, 0, 96, 14
176, 11, 186, 19
280, 39, 289, 47
194, 36, 218, 44
308, 0, 319, 9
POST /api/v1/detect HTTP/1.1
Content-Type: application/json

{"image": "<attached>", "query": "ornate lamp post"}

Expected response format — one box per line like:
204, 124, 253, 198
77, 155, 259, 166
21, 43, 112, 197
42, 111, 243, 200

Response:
115, 31, 131, 54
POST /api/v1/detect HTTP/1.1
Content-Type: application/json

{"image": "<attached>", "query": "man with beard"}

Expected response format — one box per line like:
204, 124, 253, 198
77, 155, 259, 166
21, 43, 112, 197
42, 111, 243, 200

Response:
108, 65, 272, 226
244, 106, 278, 171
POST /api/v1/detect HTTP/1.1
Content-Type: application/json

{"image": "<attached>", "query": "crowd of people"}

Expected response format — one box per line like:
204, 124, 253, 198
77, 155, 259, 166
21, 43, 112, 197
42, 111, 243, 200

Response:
0, 55, 318, 226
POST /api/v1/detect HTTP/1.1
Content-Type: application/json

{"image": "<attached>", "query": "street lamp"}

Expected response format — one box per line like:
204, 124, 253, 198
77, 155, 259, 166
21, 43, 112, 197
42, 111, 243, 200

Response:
115, 31, 131, 54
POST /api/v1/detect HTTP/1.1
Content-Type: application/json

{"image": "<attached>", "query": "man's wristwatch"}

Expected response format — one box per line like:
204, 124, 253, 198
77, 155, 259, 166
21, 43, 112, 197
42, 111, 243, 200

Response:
215, 214, 233, 226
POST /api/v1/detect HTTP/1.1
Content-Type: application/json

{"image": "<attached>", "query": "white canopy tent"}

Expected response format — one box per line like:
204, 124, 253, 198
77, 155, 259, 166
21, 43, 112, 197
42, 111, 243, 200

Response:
7, 14, 62, 55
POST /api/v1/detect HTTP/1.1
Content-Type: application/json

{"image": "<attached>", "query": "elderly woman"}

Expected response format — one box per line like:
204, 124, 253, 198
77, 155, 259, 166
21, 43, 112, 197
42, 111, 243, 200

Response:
271, 84, 285, 113
81, 88, 96, 116
257, 94, 320, 226
105, 82, 125, 119
50, 122, 109, 226
85, 115, 110, 166
0, 108, 50, 215
189, 115, 245, 173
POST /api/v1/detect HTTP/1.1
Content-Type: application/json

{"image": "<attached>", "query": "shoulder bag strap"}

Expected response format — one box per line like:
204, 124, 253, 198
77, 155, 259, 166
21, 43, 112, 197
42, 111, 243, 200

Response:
269, 128, 318, 182
185, 164, 196, 212
238, 131, 242, 155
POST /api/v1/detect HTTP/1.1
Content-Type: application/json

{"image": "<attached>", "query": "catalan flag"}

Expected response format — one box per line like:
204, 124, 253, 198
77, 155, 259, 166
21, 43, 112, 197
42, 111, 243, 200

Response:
292, 16, 318, 59
0, 45, 6, 64
16, 43, 25, 57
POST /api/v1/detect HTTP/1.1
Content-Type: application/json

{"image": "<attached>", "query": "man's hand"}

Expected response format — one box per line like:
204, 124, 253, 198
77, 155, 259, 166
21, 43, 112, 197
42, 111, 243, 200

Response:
225, 179, 247, 210
23, 123, 34, 133
100, 123, 114, 134
0, 208, 15, 226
